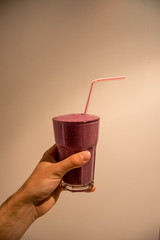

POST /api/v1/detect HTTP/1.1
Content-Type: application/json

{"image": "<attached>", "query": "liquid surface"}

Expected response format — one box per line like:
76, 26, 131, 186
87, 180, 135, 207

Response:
53, 113, 99, 123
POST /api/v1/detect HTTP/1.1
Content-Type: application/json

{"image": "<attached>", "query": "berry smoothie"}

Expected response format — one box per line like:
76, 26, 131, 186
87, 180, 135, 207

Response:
53, 113, 100, 192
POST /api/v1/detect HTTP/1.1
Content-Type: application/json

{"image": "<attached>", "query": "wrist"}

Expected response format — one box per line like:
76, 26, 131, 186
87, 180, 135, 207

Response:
0, 190, 36, 240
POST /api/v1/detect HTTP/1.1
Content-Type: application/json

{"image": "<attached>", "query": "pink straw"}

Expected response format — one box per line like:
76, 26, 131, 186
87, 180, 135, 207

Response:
84, 76, 126, 115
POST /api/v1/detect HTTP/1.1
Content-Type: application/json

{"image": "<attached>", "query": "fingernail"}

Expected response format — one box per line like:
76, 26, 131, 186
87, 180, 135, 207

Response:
81, 151, 91, 161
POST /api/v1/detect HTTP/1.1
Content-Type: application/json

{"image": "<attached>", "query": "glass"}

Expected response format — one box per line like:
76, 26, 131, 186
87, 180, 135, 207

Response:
53, 113, 100, 192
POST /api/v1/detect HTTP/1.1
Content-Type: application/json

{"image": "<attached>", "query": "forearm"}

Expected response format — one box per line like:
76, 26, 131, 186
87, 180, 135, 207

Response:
0, 190, 36, 240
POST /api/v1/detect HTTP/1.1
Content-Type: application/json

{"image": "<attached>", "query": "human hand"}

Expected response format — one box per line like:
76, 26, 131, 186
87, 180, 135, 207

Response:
15, 145, 95, 218
0, 145, 95, 240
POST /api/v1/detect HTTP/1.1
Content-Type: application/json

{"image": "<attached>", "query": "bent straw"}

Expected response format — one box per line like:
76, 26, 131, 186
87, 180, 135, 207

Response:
84, 76, 126, 115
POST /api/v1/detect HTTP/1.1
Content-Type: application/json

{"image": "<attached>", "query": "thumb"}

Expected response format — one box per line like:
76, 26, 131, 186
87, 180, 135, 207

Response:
53, 151, 91, 178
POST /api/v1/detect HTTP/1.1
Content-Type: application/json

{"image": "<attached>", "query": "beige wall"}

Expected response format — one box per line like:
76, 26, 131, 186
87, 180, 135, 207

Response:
0, 0, 160, 239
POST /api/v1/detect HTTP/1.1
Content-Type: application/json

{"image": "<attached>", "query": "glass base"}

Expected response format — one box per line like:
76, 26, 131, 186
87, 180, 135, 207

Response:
62, 180, 94, 192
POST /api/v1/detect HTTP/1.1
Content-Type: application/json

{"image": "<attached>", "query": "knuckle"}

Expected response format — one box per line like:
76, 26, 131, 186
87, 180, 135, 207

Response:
70, 154, 82, 167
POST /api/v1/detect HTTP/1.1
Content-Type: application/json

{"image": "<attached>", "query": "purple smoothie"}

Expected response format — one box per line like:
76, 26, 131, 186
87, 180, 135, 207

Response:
53, 113, 100, 192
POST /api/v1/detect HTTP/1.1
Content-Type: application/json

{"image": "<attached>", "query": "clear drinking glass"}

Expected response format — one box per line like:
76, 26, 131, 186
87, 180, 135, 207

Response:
53, 113, 100, 192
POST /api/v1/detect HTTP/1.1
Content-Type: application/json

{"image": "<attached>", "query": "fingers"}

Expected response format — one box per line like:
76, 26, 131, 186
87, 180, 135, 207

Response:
43, 144, 57, 157
41, 145, 58, 163
53, 151, 91, 178
86, 186, 96, 192
42, 146, 96, 193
